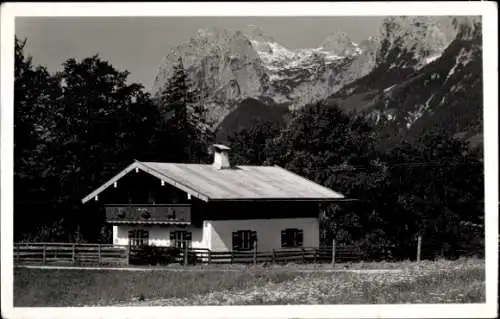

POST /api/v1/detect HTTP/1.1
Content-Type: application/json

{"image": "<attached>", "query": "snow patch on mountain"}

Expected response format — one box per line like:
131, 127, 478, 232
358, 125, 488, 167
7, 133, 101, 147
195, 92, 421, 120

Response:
405, 94, 436, 129
250, 40, 347, 73
446, 47, 475, 82
425, 54, 442, 65
246, 33, 370, 106
384, 84, 396, 93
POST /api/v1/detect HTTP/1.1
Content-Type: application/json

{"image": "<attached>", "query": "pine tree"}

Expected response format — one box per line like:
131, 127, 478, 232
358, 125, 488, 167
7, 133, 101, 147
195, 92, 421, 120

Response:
156, 57, 212, 163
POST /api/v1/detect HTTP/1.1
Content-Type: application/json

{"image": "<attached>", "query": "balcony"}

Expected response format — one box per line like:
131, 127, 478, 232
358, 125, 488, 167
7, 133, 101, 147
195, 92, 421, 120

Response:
105, 204, 191, 225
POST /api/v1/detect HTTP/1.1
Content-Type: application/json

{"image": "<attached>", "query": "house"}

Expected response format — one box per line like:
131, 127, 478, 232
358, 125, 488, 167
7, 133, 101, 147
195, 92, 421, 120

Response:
81, 144, 346, 252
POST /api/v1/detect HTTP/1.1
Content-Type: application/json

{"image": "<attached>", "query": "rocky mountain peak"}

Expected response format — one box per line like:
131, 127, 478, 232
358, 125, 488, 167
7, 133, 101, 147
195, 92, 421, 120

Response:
452, 17, 482, 40
193, 26, 232, 43
359, 36, 379, 57
327, 15, 483, 150
153, 23, 383, 128
244, 24, 274, 42
320, 31, 361, 56
375, 16, 458, 69
153, 26, 268, 127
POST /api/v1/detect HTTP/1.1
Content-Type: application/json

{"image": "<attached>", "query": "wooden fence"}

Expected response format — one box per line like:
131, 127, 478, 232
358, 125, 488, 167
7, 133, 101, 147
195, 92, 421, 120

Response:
13, 243, 354, 266
12, 242, 390, 266
13, 236, 484, 267
14, 242, 128, 266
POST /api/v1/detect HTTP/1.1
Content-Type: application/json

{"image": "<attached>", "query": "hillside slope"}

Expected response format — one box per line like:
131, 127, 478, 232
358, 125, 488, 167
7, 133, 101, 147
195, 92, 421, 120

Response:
326, 16, 482, 149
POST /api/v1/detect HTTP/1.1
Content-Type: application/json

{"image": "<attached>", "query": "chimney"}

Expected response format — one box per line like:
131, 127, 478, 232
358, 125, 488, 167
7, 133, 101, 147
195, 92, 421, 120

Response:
212, 144, 231, 170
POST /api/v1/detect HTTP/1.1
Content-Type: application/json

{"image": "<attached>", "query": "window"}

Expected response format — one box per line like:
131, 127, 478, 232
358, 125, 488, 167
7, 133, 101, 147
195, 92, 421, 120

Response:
232, 230, 257, 251
128, 229, 149, 247
281, 228, 303, 248
170, 230, 192, 249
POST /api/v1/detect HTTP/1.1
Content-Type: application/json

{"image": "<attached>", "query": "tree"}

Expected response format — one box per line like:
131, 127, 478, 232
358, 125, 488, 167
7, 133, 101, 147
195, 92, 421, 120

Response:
227, 121, 282, 165
264, 102, 380, 195
381, 132, 484, 257
14, 37, 63, 240
264, 102, 388, 247
156, 57, 213, 163
49, 54, 161, 241
14, 42, 163, 241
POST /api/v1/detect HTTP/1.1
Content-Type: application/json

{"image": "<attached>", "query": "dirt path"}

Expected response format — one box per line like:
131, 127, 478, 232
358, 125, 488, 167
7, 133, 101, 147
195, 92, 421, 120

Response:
16, 265, 240, 272
15, 264, 404, 274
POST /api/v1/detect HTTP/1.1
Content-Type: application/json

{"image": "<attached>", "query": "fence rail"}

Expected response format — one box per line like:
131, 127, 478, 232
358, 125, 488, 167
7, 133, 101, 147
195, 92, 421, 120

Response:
13, 237, 485, 267
14, 243, 128, 266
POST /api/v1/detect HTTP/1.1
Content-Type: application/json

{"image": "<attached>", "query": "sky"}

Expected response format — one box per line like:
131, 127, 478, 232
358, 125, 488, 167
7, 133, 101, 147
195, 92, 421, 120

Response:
16, 17, 385, 92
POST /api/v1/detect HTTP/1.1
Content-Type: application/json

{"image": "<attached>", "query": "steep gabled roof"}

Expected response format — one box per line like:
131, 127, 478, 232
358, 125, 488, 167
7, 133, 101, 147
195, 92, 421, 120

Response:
81, 161, 345, 204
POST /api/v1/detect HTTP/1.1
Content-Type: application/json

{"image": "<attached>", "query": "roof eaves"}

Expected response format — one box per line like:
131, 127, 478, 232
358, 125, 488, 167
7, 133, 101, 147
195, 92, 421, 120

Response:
208, 197, 354, 202
81, 162, 140, 204
81, 161, 211, 204
138, 162, 210, 202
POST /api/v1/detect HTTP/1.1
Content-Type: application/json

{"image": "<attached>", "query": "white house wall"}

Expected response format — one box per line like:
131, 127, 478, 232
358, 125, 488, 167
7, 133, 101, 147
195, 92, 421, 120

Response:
113, 218, 319, 251
208, 218, 319, 252
113, 225, 208, 249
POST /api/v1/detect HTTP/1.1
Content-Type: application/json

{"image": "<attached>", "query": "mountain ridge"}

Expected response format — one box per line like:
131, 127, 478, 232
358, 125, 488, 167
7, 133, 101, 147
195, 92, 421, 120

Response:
152, 16, 482, 148
325, 16, 482, 149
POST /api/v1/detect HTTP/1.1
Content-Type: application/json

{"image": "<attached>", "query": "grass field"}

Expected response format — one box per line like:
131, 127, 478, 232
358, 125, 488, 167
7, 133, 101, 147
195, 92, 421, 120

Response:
14, 258, 485, 307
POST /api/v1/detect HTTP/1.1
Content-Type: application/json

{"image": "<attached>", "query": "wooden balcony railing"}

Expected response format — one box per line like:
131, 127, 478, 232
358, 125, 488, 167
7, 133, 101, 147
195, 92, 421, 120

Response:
105, 204, 191, 224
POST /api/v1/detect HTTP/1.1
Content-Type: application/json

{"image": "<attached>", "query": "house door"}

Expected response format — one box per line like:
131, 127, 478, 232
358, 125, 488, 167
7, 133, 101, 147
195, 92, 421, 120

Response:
170, 230, 192, 249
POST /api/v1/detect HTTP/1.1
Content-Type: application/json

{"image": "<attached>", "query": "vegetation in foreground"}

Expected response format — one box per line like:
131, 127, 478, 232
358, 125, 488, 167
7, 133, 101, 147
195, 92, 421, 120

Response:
120, 259, 485, 306
14, 258, 484, 307
13, 267, 297, 307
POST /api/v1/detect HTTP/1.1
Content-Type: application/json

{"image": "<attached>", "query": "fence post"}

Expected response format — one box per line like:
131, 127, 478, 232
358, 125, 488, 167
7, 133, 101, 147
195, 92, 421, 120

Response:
98, 244, 102, 265
72, 244, 76, 265
253, 240, 257, 265
331, 239, 336, 266
42, 244, 46, 265
417, 236, 422, 262
184, 244, 188, 266
207, 250, 212, 264
272, 249, 276, 264
126, 244, 130, 265
302, 248, 305, 264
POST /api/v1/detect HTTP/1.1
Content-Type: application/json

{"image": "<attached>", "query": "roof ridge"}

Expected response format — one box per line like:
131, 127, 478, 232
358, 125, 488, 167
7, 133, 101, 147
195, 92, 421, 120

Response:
141, 162, 277, 168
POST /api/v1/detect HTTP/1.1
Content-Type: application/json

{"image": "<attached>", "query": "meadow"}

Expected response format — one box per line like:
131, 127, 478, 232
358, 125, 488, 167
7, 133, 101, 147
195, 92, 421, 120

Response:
14, 258, 485, 307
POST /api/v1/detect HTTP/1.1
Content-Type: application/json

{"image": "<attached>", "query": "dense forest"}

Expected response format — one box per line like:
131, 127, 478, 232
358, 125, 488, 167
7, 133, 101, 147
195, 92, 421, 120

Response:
14, 37, 484, 258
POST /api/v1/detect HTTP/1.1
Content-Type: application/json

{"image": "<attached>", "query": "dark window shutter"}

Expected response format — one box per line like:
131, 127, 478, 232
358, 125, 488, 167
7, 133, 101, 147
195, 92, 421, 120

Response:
232, 231, 241, 250
250, 231, 257, 249
297, 229, 304, 247
185, 232, 192, 241
281, 230, 288, 247
128, 230, 135, 247
136, 230, 145, 247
